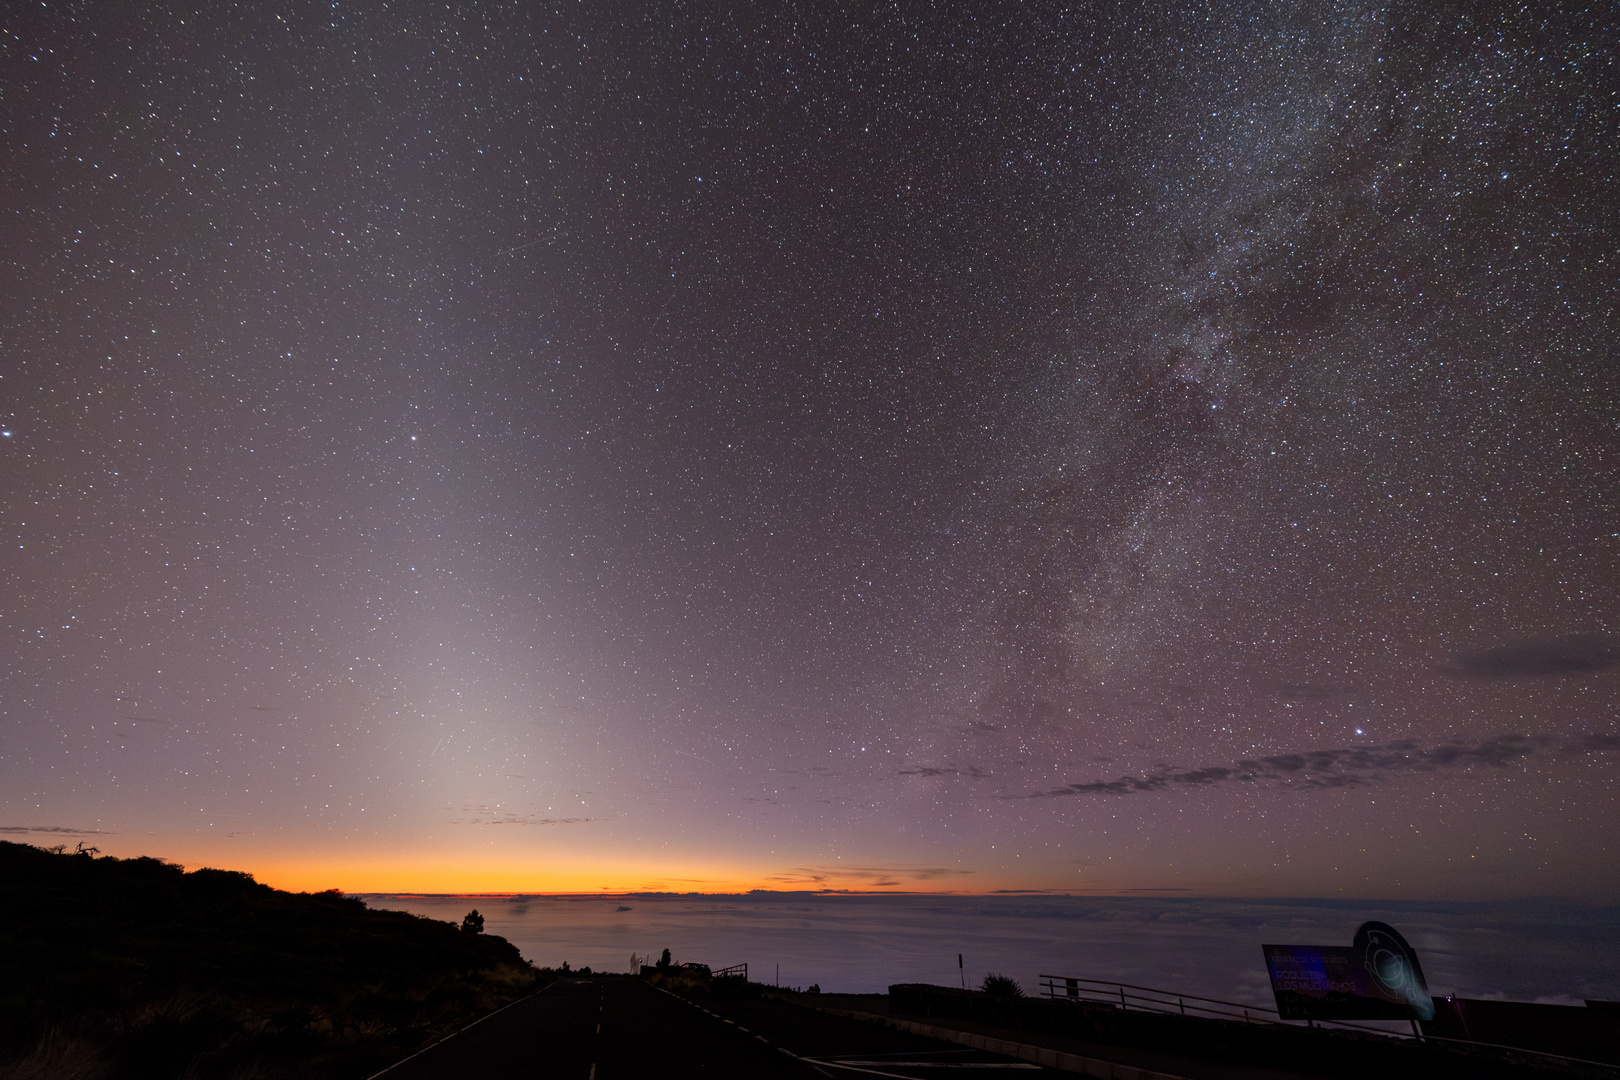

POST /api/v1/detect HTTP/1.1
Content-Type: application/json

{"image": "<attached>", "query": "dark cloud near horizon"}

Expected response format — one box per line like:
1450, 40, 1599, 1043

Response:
899, 765, 990, 780
456, 815, 594, 826
1445, 635, 1619, 680
1025, 733, 1620, 798
766, 865, 976, 886
1272, 682, 1360, 702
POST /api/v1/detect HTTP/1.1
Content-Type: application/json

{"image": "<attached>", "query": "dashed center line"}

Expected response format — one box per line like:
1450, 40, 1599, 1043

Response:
649, 982, 825, 1071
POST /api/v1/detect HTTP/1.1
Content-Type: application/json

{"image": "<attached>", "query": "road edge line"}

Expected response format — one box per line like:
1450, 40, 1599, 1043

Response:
808, 1006, 1190, 1080
363, 979, 560, 1079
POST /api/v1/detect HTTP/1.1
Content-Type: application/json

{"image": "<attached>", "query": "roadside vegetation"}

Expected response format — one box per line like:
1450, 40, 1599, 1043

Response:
0, 841, 543, 1079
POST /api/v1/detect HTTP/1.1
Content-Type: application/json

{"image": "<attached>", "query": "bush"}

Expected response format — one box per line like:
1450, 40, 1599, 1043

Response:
980, 973, 1024, 998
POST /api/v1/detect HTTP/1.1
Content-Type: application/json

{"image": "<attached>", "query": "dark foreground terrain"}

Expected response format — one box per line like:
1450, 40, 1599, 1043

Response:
0, 842, 540, 1079
6, 842, 1613, 1080
376, 974, 1066, 1079
371, 971, 1620, 1080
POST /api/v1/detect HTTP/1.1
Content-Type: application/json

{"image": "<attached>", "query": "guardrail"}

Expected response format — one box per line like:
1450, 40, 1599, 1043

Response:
713, 962, 747, 980
1038, 975, 1282, 1027
1036, 975, 1620, 1072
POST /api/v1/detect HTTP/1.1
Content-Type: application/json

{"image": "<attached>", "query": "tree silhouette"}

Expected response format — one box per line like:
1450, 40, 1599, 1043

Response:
657, 948, 671, 969
461, 909, 485, 935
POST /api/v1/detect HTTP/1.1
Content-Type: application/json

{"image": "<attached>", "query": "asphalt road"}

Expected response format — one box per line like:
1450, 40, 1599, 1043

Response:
373, 976, 1057, 1079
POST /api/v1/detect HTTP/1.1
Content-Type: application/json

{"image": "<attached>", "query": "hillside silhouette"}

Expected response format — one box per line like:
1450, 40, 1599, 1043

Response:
0, 841, 541, 1079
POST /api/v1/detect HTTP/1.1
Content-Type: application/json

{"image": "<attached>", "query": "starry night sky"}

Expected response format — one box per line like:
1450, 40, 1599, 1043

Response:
3, 2, 1616, 896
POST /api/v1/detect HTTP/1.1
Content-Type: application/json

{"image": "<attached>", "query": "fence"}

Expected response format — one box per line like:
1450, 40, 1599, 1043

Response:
1036, 975, 1620, 1072
1037, 975, 1287, 1028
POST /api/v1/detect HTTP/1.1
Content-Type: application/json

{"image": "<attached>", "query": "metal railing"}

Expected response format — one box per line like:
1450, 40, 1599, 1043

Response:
1036, 975, 1620, 1072
1038, 975, 1282, 1027
713, 962, 747, 980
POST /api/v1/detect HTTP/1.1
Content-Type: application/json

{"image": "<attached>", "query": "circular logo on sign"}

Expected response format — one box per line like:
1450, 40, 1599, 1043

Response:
1353, 920, 1433, 1020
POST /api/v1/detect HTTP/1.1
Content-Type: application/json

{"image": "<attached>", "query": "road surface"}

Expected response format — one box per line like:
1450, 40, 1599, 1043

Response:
374, 975, 1056, 1079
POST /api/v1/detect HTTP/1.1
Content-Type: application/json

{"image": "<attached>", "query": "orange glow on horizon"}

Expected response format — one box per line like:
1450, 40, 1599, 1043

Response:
116, 848, 1108, 897
252, 859, 791, 896
239, 860, 1101, 897
73, 834, 1307, 899
161, 847, 1015, 896
42, 833, 1556, 900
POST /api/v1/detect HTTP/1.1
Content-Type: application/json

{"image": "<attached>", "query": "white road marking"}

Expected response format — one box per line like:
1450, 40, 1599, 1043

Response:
806, 1063, 1038, 1078
363, 982, 559, 1078
812, 1062, 1041, 1069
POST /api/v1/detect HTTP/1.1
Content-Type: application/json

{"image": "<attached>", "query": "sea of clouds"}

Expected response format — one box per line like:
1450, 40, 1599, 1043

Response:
359, 893, 1620, 1007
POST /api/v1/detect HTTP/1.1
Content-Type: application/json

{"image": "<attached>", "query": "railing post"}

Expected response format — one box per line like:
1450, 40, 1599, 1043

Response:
1120, 986, 1127, 1010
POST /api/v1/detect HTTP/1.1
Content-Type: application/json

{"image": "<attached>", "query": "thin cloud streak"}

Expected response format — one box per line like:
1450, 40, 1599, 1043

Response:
1022, 733, 1620, 798
766, 865, 976, 887
1444, 634, 1619, 679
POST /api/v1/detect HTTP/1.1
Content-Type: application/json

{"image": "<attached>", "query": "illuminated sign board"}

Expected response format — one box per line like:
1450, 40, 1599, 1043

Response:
1262, 921, 1433, 1021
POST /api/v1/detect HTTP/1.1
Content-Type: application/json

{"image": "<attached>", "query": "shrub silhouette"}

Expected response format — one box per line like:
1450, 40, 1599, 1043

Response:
0, 840, 538, 1079
461, 909, 485, 934
657, 948, 672, 969
980, 973, 1024, 997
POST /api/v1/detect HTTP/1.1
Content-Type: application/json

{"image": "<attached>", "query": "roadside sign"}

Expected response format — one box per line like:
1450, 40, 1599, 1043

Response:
1262, 921, 1433, 1021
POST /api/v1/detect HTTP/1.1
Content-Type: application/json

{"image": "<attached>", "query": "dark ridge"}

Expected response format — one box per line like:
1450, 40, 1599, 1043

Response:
0, 841, 543, 1078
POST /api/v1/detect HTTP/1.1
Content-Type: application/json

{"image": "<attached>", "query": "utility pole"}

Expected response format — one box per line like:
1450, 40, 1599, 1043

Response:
958, 953, 965, 990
